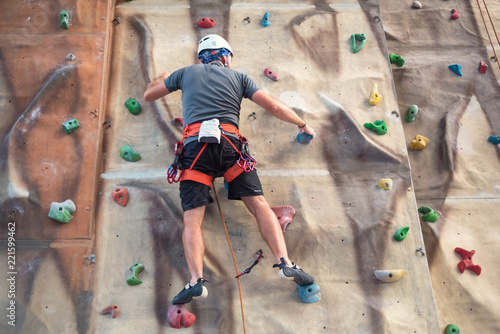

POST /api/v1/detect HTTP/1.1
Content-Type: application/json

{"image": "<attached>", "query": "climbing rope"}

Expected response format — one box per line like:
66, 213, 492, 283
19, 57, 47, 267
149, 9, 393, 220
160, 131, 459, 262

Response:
476, 0, 500, 69
212, 182, 247, 334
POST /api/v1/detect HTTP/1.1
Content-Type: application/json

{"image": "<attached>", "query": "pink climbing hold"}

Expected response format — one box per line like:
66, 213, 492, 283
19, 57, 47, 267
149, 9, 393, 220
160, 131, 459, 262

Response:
174, 117, 183, 126
264, 68, 280, 81
101, 305, 120, 318
479, 61, 488, 73
197, 17, 216, 29
167, 305, 196, 329
451, 9, 460, 20
455, 247, 481, 275
271, 205, 296, 232
112, 187, 128, 207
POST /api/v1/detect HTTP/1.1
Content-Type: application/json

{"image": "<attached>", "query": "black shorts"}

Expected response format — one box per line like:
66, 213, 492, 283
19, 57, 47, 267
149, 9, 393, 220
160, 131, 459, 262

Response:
179, 136, 263, 211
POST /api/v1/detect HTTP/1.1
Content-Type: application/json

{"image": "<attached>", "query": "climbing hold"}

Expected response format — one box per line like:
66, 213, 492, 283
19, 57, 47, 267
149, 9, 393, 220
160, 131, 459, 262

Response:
455, 247, 481, 275
126, 263, 145, 285
271, 205, 296, 233
112, 187, 128, 207
262, 12, 270, 27
409, 135, 429, 150
394, 227, 409, 241
412, 1, 422, 9
448, 64, 463, 76
445, 324, 460, 334
416, 246, 425, 256
66, 53, 76, 61
406, 105, 418, 122
264, 68, 279, 81
197, 17, 216, 29
101, 305, 120, 318
125, 98, 141, 115
174, 117, 183, 126
451, 9, 460, 20
243, 17, 251, 25
297, 132, 313, 144
167, 304, 196, 329
120, 145, 141, 162
374, 269, 405, 283
60, 10, 69, 29
298, 284, 321, 303
389, 53, 405, 67
418, 206, 438, 222
479, 61, 488, 73
488, 136, 500, 144
377, 178, 393, 190
364, 120, 387, 135
351, 33, 367, 53
62, 118, 79, 134
369, 83, 382, 105
48, 199, 76, 223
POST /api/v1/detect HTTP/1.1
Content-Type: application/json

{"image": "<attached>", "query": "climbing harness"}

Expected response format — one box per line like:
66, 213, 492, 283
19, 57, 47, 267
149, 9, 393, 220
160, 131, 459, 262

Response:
235, 249, 264, 279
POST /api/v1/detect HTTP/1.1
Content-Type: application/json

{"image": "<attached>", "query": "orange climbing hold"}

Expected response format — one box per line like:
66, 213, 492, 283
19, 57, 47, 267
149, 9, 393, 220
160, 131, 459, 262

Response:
112, 187, 128, 207
197, 17, 216, 29
167, 304, 196, 329
272, 205, 296, 233
101, 305, 120, 318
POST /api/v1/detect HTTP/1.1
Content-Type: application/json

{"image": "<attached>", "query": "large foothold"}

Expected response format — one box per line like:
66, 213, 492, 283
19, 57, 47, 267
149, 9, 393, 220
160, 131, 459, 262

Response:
60, 10, 69, 29
377, 178, 393, 190
351, 33, 366, 53
264, 68, 279, 81
262, 12, 270, 27
369, 83, 382, 105
451, 9, 460, 20
488, 136, 500, 144
455, 247, 481, 275
298, 284, 321, 303
62, 118, 79, 134
297, 132, 313, 144
418, 206, 438, 222
48, 199, 76, 223
112, 187, 128, 207
101, 305, 120, 318
126, 263, 145, 285
394, 226, 409, 241
364, 120, 387, 135
479, 61, 488, 73
271, 205, 296, 233
390, 53, 405, 67
120, 145, 141, 162
448, 64, 463, 76
445, 324, 460, 334
167, 304, 196, 329
125, 98, 141, 115
406, 105, 418, 122
197, 17, 216, 29
410, 134, 429, 150
374, 269, 405, 283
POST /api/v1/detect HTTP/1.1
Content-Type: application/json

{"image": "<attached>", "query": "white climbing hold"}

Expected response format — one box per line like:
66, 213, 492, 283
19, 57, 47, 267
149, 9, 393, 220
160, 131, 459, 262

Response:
412, 1, 422, 9
374, 269, 406, 282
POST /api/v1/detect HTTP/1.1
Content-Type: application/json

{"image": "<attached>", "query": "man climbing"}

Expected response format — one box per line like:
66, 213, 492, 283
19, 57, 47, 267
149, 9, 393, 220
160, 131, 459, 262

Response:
144, 34, 316, 305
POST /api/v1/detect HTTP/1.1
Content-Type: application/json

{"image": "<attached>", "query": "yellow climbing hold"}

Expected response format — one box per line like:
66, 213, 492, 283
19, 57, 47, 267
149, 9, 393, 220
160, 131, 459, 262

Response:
377, 178, 393, 190
369, 83, 382, 105
410, 135, 429, 150
374, 269, 406, 283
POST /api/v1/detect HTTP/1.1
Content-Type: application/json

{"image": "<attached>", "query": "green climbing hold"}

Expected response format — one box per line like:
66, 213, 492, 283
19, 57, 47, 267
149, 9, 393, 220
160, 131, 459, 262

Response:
390, 53, 405, 67
364, 120, 387, 135
394, 226, 409, 241
418, 206, 438, 223
351, 33, 366, 53
62, 118, 79, 134
125, 98, 141, 115
445, 324, 460, 334
127, 263, 145, 285
120, 145, 141, 162
406, 105, 418, 122
48, 199, 76, 223
60, 10, 69, 29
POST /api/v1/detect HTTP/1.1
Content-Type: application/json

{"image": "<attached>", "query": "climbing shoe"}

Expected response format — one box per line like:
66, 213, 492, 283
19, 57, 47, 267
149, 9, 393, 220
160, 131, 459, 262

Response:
172, 278, 209, 305
273, 257, 314, 286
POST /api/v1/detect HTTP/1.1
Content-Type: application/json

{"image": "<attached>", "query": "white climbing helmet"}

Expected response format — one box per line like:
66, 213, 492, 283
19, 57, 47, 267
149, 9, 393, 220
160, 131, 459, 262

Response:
197, 34, 233, 56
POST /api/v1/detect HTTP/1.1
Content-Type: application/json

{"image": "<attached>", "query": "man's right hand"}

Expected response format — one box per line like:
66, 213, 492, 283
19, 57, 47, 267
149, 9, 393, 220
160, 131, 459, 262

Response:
300, 124, 316, 140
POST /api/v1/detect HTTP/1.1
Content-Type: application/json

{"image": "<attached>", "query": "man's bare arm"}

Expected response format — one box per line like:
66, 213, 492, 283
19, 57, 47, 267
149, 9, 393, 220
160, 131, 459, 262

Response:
143, 72, 171, 102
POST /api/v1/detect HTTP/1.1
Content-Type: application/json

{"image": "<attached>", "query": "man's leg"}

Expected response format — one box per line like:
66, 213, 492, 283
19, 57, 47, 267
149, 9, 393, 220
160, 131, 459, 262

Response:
182, 205, 206, 285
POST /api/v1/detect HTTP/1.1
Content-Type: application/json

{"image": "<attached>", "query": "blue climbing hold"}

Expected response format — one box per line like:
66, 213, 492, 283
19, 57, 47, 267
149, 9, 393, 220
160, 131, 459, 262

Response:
262, 12, 270, 27
297, 132, 313, 144
488, 136, 500, 144
448, 64, 463, 76
298, 283, 321, 303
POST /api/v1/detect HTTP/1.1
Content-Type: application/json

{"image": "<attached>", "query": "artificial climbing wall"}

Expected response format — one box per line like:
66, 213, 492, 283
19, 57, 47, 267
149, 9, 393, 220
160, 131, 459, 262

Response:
0, 0, 499, 333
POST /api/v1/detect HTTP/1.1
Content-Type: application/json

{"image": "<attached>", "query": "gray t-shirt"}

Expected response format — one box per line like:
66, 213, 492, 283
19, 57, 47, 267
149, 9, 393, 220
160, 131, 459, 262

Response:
164, 62, 260, 144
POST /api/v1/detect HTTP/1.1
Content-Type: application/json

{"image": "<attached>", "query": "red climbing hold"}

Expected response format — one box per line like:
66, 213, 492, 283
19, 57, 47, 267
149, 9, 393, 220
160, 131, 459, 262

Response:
451, 9, 460, 20
112, 187, 128, 207
197, 17, 216, 29
174, 117, 183, 126
455, 247, 481, 275
479, 61, 488, 73
271, 205, 296, 233
167, 304, 196, 329
264, 68, 280, 81
101, 305, 120, 318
